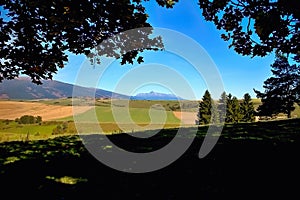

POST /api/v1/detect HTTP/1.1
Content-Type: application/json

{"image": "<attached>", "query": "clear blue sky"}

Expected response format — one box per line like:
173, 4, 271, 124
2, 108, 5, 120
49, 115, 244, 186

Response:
53, 0, 275, 100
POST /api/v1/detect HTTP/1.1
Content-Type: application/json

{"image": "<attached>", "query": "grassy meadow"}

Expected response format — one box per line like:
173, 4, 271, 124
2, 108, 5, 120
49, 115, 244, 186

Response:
0, 121, 56, 141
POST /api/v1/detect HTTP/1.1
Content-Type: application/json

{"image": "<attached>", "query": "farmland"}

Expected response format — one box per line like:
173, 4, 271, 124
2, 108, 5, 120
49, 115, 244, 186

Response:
0, 99, 193, 142
1, 98, 300, 142
0, 100, 91, 121
0, 99, 299, 198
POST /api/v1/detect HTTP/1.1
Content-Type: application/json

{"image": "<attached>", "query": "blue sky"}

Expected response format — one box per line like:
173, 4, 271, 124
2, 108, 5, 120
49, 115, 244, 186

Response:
52, 0, 275, 100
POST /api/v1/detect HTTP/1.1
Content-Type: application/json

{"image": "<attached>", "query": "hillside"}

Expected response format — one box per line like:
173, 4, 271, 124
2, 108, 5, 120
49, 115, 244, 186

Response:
0, 78, 128, 100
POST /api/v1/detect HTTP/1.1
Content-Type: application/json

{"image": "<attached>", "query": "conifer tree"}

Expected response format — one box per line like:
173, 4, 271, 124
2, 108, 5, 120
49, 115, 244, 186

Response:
240, 93, 255, 122
218, 91, 227, 123
211, 100, 220, 124
225, 93, 233, 123
226, 94, 242, 123
254, 54, 300, 118
231, 97, 242, 123
198, 90, 212, 125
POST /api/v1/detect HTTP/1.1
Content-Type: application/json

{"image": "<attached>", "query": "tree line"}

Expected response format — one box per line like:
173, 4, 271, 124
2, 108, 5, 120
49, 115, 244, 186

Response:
197, 91, 255, 125
198, 54, 300, 125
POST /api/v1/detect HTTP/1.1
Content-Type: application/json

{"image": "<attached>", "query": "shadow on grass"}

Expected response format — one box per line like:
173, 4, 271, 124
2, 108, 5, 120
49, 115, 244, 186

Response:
0, 119, 300, 199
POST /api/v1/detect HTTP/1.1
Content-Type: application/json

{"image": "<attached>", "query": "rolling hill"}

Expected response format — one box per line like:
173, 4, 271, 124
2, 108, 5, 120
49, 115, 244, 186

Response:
0, 77, 128, 100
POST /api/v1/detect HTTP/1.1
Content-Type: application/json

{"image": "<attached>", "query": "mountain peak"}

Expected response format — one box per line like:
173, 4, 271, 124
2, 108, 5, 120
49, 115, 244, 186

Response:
132, 91, 184, 100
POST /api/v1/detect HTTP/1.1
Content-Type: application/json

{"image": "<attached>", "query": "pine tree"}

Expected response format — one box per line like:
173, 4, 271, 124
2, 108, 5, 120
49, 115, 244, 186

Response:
225, 93, 234, 123
211, 101, 220, 124
198, 90, 212, 125
218, 91, 227, 123
254, 54, 300, 118
240, 93, 255, 122
226, 94, 241, 123
231, 97, 242, 123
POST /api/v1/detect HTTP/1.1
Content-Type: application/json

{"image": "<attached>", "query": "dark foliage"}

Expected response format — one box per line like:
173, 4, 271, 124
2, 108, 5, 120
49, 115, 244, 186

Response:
198, 90, 212, 125
16, 115, 42, 124
240, 93, 255, 122
218, 91, 227, 123
254, 54, 300, 118
226, 94, 242, 123
2, 1, 300, 84
0, 0, 179, 83
199, 0, 300, 62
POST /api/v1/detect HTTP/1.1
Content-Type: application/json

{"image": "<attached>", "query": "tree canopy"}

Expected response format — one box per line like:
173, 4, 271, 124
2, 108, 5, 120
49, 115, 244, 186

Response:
0, 0, 178, 83
15, 115, 42, 124
1, 0, 300, 83
199, 0, 300, 61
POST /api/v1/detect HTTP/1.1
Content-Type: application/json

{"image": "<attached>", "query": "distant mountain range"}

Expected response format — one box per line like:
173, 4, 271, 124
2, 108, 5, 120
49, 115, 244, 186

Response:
0, 78, 128, 100
131, 91, 184, 100
0, 78, 184, 100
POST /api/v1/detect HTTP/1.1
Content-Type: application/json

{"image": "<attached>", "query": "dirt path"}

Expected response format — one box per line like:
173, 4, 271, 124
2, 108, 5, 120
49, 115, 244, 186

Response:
0, 101, 92, 121
173, 111, 197, 125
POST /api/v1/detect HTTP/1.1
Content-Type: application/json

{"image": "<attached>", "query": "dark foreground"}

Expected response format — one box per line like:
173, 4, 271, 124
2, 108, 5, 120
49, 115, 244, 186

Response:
0, 119, 300, 199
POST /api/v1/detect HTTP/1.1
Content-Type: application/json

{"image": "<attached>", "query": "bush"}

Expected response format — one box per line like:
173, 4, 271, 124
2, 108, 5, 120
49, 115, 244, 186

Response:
18, 115, 43, 124
3, 119, 10, 125
52, 122, 69, 135
52, 125, 63, 135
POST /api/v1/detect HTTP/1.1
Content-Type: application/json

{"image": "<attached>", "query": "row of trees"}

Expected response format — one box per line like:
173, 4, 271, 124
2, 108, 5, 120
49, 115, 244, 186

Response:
197, 91, 255, 125
198, 54, 300, 125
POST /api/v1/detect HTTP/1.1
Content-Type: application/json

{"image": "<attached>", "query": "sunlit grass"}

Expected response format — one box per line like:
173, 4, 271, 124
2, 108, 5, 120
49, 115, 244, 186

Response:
45, 176, 88, 185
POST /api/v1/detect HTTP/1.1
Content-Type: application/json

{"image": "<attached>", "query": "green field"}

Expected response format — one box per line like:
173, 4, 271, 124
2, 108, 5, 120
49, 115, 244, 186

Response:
0, 100, 183, 142
36, 98, 198, 111
34, 98, 300, 118
63, 106, 180, 123
1, 98, 300, 143
0, 121, 67, 142
61, 105, 181, 135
